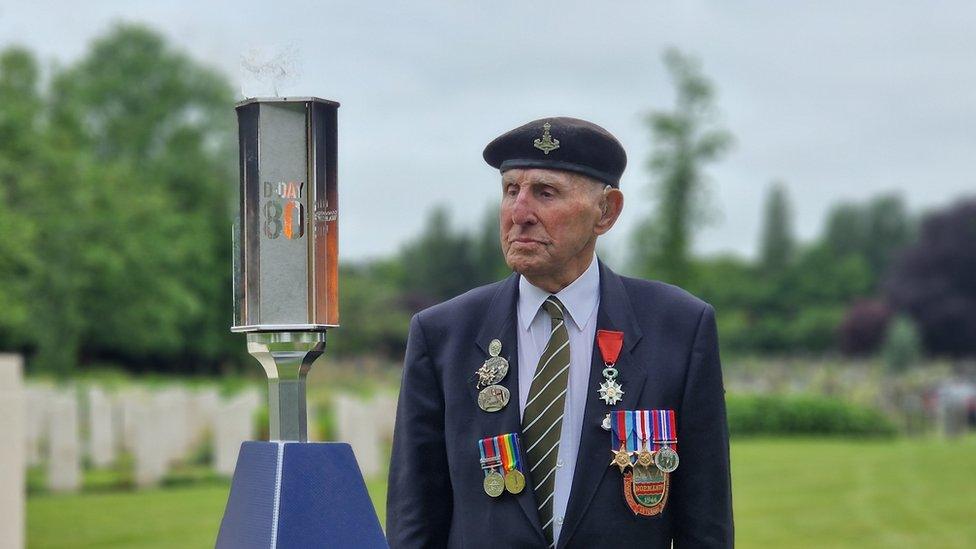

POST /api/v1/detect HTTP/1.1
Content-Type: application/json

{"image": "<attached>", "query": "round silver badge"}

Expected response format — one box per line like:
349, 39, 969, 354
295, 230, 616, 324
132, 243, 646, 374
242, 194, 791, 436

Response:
488, 339, 503, 357
477, 384, 511, 412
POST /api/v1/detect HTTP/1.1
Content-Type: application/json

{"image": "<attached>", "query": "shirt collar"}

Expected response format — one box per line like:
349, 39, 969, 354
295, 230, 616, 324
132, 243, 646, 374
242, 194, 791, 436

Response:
518, 255, 601, 332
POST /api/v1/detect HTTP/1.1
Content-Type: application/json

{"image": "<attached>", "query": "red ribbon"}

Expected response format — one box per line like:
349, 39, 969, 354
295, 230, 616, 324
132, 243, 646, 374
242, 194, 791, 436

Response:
596, 330, 624, 365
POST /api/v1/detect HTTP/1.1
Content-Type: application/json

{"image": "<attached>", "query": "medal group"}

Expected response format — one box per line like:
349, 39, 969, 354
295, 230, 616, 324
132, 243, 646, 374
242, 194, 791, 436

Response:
472, 331, 677, 517
473, 339, 526, 497
478, 433, 526, 497
609, 409, 679, 516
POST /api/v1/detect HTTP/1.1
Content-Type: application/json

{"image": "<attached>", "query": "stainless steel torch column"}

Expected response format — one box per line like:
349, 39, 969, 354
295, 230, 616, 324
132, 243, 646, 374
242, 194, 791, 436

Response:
232, 97, 339, 442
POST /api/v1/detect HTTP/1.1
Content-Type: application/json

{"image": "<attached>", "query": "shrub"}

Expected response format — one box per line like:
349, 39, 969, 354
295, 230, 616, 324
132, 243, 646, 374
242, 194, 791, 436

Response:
882, 315, 922, 372
726, 393, 897, 437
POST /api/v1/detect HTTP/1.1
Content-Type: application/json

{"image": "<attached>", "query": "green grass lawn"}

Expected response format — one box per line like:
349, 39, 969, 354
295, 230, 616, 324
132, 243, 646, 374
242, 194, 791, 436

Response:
27, 438, 975, 548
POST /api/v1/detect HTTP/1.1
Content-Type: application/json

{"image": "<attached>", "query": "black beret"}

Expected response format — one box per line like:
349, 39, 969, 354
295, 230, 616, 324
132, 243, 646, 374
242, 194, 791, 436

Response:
483, 116, 627, 187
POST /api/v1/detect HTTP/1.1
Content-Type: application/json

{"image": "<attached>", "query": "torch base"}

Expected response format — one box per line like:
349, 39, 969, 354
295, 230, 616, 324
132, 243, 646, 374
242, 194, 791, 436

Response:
216, 441, 387, 549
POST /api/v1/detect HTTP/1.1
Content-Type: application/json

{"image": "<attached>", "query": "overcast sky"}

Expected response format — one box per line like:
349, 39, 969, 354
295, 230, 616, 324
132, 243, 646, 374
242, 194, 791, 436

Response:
3, 1, 975, 266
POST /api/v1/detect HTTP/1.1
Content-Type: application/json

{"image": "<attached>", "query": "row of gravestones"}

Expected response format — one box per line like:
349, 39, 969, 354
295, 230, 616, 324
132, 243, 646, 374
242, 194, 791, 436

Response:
0, 352, 397, 549
24, 383, 397, 493
26, 383, 264, 491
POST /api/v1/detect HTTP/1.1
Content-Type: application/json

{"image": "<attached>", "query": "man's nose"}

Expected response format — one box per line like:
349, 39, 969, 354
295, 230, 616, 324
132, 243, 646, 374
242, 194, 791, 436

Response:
509, 189, 537, 226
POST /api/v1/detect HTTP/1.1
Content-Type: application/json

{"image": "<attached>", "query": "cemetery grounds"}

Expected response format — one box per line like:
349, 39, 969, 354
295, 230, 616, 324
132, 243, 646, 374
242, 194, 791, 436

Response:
27, 437, 976, 548
25, 360, 976, 548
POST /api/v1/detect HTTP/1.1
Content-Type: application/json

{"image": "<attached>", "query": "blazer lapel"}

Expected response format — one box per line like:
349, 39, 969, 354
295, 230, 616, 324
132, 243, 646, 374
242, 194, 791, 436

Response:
473, 273, 547, 542
557, 263, 645, 548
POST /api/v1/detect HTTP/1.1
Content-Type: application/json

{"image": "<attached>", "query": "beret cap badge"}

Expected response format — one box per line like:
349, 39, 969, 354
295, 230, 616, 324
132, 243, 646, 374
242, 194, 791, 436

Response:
484, 116, 626, 187
532, 122, 560, 155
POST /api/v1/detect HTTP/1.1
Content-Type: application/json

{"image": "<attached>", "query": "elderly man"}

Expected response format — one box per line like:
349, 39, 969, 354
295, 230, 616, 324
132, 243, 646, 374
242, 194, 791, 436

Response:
387, 117, 733, 548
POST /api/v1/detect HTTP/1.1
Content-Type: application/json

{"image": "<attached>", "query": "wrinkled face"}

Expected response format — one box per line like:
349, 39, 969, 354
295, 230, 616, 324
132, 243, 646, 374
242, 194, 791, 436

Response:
500, 168, 604, 280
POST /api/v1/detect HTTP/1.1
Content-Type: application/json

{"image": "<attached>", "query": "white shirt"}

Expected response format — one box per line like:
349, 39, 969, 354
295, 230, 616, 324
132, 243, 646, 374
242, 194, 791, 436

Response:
517, 255, 600, 544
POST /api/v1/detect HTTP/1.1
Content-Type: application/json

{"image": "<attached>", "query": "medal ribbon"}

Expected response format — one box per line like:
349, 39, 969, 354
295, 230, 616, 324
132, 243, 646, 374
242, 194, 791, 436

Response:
596, 330, 624, 365
612, 410, 626, 449
611, 410, 638, 461
626, 411, 637, 453
497, 433, 522, 473
497, 434, 513, 474
636, 410, 651, 453
650, 410, 678, 452
479, 436, 501, 475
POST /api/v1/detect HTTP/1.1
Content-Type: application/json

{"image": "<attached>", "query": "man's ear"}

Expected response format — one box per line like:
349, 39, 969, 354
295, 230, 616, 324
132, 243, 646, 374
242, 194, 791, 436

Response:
595, 188, 624, 236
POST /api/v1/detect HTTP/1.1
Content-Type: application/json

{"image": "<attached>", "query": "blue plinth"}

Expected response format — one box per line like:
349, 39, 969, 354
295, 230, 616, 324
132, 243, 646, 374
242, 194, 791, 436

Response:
216, 441, 388, 549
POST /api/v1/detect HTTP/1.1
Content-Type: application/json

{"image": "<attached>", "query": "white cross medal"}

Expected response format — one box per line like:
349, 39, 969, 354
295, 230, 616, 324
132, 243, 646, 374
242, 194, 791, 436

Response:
599, 375, 624, 406
595, 330, 625, 406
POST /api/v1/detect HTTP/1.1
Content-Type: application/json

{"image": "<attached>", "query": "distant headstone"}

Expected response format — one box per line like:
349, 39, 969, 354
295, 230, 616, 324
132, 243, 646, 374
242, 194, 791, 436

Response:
46, 391, 81, 493
214, 392, 259, 476
187, 388, 219, 449
157, 388, 190, 464
133, 396, 168, 488
334, 394, 381, 477
117, 388, 147, 453
0, 354, 26, 549
372, 392, 398, 444
24, 385, 52, 467
86, 386, 116, 468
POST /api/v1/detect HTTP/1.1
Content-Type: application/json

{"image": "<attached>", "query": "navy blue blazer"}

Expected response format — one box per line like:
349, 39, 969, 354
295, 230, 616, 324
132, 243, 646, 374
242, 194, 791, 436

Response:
387, 262, 733, 548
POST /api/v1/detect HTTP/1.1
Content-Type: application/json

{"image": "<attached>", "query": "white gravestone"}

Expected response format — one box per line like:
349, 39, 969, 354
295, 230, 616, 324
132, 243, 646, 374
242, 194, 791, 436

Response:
24, 385, 52, 467
334, 394, 381, 477
157, 388, 190, 464
133, 396, 169, 488
372, 392, 398, 444
0, 355, 26, 549
46, 391, 81, 492
117, 388, 147, 453
186, 388, 219, 450
86, 386, 116, 468
213, 392, 258, 476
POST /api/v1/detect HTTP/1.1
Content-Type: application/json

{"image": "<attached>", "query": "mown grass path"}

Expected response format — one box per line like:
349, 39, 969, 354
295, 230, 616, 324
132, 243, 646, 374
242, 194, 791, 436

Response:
27, 438, 975, 548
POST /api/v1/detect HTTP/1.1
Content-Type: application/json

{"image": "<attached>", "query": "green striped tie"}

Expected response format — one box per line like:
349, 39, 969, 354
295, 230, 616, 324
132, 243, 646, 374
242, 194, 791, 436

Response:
522, 296, 571, 546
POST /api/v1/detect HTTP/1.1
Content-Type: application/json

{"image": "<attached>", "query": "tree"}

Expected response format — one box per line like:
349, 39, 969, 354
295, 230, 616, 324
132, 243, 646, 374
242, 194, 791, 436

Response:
882, 315, 922, 372
823, 194, 914, 286
838, 299, 892, 356
0, 48, 43, 348
399, 206, 480, 310
886, 198, 976, 356
758, 181, 795, 274
472, 204, 511, 285
631, 48, 732, 286
0, 25, 242, 374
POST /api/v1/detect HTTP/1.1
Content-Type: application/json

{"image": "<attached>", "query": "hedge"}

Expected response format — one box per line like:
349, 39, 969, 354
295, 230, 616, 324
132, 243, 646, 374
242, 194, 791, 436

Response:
726, 393, 898, 437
